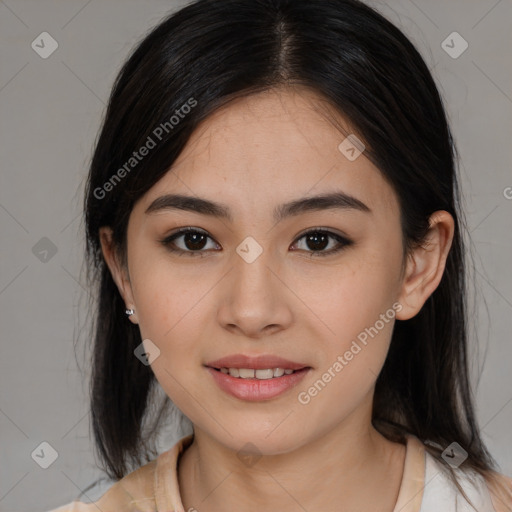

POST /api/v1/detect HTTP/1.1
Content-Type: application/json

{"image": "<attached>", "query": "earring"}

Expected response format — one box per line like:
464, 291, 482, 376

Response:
125, 308, 135, 316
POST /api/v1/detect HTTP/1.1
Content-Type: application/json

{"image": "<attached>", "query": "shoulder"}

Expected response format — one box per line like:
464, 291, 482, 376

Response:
46, 434, 194, 512
422, 450, 512, 512
487, 472, 512, 512
46, 459, 158, 512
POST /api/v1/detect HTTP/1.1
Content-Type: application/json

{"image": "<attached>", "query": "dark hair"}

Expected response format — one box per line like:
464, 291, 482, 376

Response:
83, 0, 498, 496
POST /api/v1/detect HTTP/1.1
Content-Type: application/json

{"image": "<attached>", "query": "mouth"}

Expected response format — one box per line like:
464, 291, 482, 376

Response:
204, 355, 311, 401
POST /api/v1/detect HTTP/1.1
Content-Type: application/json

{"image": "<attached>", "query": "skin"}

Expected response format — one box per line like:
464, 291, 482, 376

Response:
100, 85, 454, 511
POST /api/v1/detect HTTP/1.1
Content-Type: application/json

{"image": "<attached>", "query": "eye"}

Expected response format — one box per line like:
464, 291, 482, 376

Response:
291, 228, 353, 257
160, 227, 220, 257
160, 227, 353, 258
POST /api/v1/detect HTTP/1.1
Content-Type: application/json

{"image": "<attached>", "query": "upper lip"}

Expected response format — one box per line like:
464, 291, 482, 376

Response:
205, 354, 309, 371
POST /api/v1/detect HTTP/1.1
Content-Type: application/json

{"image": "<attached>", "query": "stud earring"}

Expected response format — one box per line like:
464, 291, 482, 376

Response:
125, 308, 135, 316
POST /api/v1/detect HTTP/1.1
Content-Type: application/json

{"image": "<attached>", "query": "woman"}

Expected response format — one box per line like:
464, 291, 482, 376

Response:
49, 0, 512, 510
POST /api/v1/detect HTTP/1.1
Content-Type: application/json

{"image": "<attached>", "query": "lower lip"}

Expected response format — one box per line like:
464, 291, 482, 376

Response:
206, 367, 310, 401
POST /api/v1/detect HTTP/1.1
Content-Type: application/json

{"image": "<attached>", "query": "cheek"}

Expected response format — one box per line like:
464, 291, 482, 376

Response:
314, 288, 396, 391
127, 256, 219, 403
295, 249, 401, 400
129, 246, 206, 336
129, 255, 211, 409
297, 249, 399, 347
295, 269, 399, 420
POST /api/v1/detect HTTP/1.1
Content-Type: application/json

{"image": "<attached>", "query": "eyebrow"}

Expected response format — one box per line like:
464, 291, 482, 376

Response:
145, 190, 371, 222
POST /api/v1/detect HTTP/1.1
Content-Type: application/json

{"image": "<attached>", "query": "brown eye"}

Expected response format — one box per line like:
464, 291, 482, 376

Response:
291, 229, 352, 257
181, 231, 208, 250
160, 227, 220, 256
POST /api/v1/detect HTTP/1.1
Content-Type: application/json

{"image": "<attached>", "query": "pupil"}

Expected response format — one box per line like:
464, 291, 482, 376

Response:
185, 233, 207, 250
307, 232, 328, 251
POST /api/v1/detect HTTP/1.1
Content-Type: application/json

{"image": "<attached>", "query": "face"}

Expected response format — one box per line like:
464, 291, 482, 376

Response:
106, 86, 412, 454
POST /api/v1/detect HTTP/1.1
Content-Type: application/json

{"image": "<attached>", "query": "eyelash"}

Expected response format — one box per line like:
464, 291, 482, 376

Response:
159, 227, 353, 258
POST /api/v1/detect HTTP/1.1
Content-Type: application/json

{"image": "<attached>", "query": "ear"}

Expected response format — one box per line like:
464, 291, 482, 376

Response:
396, 210, 454, 321
99, 226, 139, 324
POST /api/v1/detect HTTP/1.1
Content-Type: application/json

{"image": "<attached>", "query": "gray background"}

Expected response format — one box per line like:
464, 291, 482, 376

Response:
0, 1, 511, 511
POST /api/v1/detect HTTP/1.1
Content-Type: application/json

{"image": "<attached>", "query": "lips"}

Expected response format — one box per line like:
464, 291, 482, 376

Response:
204, 354, 311, 401
206, 366, 311, 401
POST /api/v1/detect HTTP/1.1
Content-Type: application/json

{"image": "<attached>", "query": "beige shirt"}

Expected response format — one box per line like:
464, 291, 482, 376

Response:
47, 434, 512, 512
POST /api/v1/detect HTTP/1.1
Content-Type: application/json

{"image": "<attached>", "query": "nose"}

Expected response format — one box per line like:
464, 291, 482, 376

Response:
216, 244, 293, 339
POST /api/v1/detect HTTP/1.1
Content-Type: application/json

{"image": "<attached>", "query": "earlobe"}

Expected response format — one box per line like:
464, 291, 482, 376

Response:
99, 227, 139, 324
395, 211, 454, 321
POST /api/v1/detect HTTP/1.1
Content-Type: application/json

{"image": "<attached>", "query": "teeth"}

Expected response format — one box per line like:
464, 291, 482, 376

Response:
255, 369, 274, 379
221, 367, 297, 379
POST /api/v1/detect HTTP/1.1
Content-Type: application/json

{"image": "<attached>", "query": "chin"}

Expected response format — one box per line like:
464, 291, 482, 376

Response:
211, 423, 309, 457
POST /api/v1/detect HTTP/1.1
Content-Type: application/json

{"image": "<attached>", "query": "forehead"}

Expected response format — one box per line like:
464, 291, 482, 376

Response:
136, 86, 399, 220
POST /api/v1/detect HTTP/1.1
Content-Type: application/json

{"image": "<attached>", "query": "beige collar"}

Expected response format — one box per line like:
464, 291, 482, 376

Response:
154, 434, 426, 512
392, 436, 426, 512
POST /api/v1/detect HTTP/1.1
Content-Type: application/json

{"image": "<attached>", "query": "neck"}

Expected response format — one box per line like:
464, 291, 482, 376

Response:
177, 406, 406, 512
